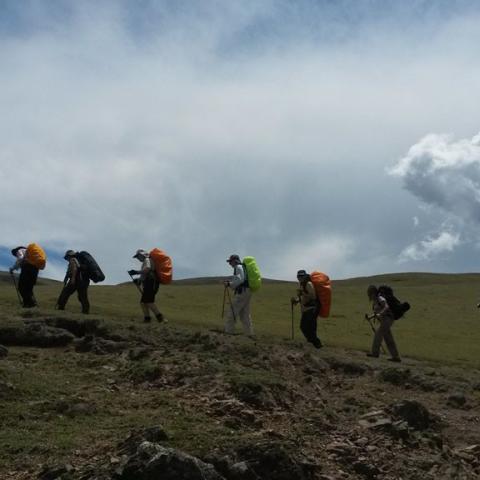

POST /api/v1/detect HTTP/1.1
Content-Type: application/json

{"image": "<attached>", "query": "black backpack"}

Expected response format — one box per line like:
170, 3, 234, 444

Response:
378, 285, 410, 320
76, 251, 105, 283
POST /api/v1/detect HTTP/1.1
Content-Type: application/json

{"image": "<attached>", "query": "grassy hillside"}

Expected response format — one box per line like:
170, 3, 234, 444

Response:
1, 272, 480, 479
1, 271, 479, 368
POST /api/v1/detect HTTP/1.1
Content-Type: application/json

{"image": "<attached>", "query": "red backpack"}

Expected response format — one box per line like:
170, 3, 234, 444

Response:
149, 249, 173, 284
310, 271, 332, 318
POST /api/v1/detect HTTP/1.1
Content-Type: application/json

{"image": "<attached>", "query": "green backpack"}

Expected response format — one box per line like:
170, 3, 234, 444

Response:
243, 256, 262, 292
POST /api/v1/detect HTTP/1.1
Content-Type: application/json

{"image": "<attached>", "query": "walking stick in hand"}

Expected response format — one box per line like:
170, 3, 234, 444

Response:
291, 301, 295, 340
127, 271, 143, 295
225, 285, 236, 322
10, 271, 22, 306
365, 314, 386, 354
221, 284, 228, 319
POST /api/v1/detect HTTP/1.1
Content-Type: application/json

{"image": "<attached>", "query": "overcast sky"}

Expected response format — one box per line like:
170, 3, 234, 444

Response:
1, 0, 480, 283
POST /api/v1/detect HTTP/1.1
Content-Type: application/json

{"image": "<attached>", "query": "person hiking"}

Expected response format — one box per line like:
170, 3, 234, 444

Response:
291, 270, 322, 348
128, 249, 164, 323
224, 254, 254, 336
9, 246, 38, 308
57, 250, 90, 314
366, 285, 401, 362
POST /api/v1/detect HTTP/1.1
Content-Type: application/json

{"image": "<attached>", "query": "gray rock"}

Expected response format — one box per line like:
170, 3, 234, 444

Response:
447, 392, 467, 408
353, 460, 380, 479
38, 463, 74, 479
379, 368, 411, 385
74, 335, 128, 354
0, 324, 74, 348
43, 317, 104, 337
325, 357, 368, 376
390, 400, 433, 430
118, 441, 225, 480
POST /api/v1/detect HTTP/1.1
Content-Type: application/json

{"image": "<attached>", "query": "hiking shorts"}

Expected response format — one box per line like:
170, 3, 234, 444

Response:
141, 276, 159, 303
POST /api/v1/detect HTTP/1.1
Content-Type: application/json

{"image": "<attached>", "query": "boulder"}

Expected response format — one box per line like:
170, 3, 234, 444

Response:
0, 324, 74, 348
378, 368, 411, 386
37, 463, 74, 479
118, 442, 225, 480
324, 357, 368, 376
389, 400, 433, 430
74, 335, 128, 355
447, 392, 467, 408
222, 443, 317, 480
43, 317, 105, 337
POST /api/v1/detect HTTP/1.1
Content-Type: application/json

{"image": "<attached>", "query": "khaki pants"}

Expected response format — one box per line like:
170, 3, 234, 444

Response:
372, 315, 400, 358
224, 289, 254, 335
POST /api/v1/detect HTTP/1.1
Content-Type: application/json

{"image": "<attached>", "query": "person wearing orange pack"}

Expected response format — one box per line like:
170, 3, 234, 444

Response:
128, 249, 164, 323
291, 270, 322, 349
9, 246, 38, 308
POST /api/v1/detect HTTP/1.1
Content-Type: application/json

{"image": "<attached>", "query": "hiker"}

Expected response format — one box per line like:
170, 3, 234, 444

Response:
57, 250, 90, 314
224, 254, 254, 336
128, 249, 164, 323
366, 285, 401, 362
9, 246, 38, 308
291, 270, 322, 348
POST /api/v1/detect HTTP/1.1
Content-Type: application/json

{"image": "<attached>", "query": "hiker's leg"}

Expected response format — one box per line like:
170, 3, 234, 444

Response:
300, 310, 316, 344
371, 321, 384, 356
300, 312, 311, 342
140, 302, 151, 321
57, 283, 76, 310
19, 264, 37, 307
382, 317, 400, 359
310, 313, 322, 348
238, 290, 254, 335
301, 309, 321, 347
77, 281, 90, 314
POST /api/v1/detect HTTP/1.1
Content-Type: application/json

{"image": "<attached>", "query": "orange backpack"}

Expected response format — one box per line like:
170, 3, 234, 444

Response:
25, 243, 47, 270
310, 271, 332, 318
149, 248, 173, 284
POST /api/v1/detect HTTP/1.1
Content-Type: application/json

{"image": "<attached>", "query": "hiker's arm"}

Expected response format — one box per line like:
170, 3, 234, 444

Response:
69, 259, 78, 286
10, 251, 25, 272
139, 259, 152, 282
229, 266, 245, 289
375, 296, 389, 317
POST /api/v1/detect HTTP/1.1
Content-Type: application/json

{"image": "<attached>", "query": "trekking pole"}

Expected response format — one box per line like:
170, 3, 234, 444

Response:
128, 271, 143, 295
291, 301, 295, 340
221, 284, 228, 319
365, 314, 386, 354
10, 272, 22, 306
225, 287, 236, 322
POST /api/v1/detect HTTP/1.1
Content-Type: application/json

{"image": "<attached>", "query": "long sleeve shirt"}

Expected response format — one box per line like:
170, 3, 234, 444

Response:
140, 257, 154, 282
229, 264, 246, 290
65, 257, 81, 283
373, 295, 393, 320
297, 281, 318, 313
11, 248, 26, 271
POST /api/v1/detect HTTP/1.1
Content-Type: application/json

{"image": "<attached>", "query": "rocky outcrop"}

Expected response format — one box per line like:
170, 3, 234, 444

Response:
117, 442, 225, 480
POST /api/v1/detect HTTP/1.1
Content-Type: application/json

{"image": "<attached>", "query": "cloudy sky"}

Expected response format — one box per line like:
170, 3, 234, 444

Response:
1, 0, 480, 283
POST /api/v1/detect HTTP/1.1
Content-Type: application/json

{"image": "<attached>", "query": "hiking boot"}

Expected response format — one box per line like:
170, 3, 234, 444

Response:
366, 353, 379, 358
143, 316, 151, 323
388, 357, 402, 363
156, 313, 164, 323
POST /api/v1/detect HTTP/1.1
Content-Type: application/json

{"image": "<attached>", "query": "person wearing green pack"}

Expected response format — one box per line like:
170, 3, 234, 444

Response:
224, 254, 254, 336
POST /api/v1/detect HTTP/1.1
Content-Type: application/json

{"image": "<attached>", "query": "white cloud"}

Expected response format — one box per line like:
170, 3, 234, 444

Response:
399, 231, 461, 262
267, 235, 356, 280
1, 3, 480, 281
390, 132, 480, 224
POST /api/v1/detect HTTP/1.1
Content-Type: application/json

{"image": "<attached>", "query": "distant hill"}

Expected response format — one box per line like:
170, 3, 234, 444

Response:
0, 271, 61, 286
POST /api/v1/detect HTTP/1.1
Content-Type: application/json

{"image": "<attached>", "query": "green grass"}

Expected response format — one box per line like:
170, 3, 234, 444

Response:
1, 272, 480, 368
